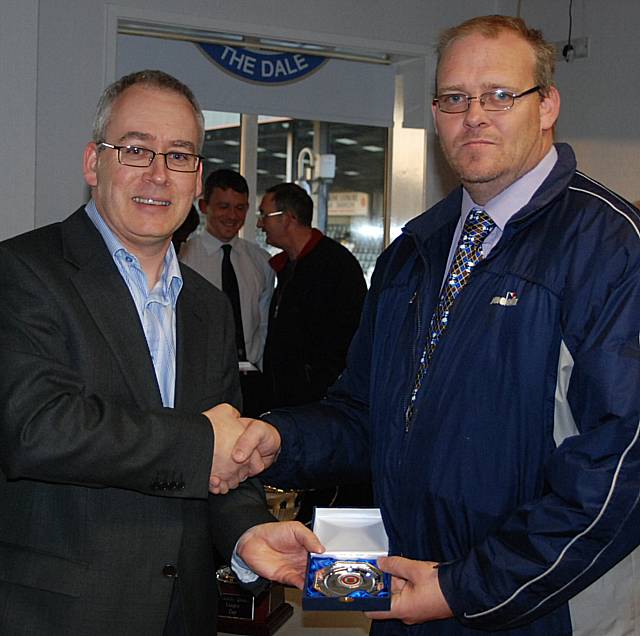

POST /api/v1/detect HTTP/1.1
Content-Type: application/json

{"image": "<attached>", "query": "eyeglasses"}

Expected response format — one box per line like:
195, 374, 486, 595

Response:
433, 85, 541, 114
256, 210, 285, 220
98, 142, 202, 173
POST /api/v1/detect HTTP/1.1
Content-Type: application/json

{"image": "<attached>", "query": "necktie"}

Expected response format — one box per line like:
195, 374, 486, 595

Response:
405, 208, 495, 425
221, 243, 247, 361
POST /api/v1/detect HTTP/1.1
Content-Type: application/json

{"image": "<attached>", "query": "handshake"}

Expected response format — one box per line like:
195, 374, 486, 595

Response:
202, 403, 282, 495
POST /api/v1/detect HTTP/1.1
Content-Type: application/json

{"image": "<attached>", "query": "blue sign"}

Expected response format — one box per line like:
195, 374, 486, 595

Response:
198, 44, 327, 85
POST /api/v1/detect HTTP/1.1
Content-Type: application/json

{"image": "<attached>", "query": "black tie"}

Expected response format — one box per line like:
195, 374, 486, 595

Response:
221, 244, 247, 361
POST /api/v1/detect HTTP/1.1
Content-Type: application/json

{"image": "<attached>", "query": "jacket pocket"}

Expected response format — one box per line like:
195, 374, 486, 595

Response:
0, 541, 88, 598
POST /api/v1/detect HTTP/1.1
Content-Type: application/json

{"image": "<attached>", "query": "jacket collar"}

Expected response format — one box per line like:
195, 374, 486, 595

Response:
269, 228, 324, 273
60, 208, 210, 412
173, 274, 209, 410
61, 208, 164, 408
402, 143, 577, 248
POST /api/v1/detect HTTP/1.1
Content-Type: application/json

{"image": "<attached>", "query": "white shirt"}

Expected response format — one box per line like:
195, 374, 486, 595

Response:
180, 230, 274, 370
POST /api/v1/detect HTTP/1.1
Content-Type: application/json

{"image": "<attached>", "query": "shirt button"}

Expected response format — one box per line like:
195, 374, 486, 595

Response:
162, 564, 178, 578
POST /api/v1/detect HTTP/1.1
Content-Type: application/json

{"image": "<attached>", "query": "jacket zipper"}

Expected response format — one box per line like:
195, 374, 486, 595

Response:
404, 290, 421, 432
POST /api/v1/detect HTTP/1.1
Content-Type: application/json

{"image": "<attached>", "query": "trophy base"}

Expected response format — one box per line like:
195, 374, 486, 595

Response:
217, 601, 293, 636
217, 575, 293, 636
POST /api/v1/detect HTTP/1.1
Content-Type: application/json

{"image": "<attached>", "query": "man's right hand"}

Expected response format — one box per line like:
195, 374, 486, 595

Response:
232, 417, 282, 468
203, 403, 265, 494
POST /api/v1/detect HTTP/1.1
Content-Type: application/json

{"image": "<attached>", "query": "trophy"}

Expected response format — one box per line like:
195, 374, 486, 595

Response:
302, 508, 390, 612
216, 486, 302, 635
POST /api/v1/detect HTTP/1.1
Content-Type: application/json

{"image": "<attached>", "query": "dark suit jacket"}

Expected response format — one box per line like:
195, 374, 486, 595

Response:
0, 208, 274, 635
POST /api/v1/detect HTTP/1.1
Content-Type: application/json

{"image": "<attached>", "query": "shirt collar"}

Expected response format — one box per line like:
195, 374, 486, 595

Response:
84, 198, 183, 305
461, 145, 558, 231
198, 229, 239, 253
159, 244, 183, 307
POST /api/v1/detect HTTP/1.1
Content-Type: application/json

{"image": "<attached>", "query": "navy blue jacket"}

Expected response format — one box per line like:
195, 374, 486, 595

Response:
262, 144, 640, 635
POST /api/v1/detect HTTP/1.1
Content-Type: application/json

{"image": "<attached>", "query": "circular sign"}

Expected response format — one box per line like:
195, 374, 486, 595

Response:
199, 43, 327, 85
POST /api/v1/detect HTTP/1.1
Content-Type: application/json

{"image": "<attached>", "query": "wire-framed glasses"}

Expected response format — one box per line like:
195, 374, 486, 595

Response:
98, 142, 202, 173
433, 85, 541, 113
256, 210, 285, 220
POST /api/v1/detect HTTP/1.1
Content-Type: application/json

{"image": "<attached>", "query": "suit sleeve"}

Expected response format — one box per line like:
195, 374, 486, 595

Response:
208, 478, 276, 565
0, 241, 213, 499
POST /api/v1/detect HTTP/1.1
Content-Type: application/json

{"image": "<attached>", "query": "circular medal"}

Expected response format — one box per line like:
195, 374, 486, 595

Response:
314, 561, 384, 597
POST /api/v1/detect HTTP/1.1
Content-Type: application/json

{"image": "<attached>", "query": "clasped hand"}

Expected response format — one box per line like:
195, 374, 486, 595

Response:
202, 403, 281, 494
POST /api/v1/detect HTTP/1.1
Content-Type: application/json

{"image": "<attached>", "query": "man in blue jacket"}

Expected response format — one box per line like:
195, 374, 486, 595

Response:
223, 14, 640, 635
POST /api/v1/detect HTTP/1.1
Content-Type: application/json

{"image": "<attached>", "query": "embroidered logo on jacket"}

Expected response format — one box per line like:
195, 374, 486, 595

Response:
490, 291, 519, 306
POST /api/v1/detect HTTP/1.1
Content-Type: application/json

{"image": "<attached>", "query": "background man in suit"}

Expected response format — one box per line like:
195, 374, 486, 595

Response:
180, 170, 274, 416
0, 69, 318, 636
228, 15, 640, 636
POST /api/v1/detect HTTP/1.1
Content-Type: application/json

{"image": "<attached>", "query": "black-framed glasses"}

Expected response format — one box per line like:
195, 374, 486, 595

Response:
98, 142, 202, 173
433, 85, 541, 113
256, 210, 285, 220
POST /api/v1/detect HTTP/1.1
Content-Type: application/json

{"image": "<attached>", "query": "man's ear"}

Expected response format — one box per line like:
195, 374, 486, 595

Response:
431, 101, 440, 136
195, 163, 203, 199
198, 198, 208, 214
82, 142, 99, 187
540, 86, 560, 132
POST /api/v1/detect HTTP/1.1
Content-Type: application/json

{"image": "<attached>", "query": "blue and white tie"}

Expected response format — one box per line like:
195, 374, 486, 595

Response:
405, 208, 495, 426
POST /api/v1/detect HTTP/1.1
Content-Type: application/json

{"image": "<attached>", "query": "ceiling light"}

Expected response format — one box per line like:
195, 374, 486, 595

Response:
224, 140, 240, 146
344, 170, 360, 176
118, 20, 393, 65
335, 138, 357, 145
362, 145, 384, 152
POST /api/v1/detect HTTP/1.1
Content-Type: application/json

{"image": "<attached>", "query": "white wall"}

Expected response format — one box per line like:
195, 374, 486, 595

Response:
0, 0, 499, 239
0, 1, 38, 238
3, 0, 638, 241
514, 0, 640, 202
426, 0, 640, 207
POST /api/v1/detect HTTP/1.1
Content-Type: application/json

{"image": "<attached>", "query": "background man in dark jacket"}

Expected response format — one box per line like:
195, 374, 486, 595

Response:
257, 182, 370, 516
226, 15, 640, 636
258, 182, 367, 409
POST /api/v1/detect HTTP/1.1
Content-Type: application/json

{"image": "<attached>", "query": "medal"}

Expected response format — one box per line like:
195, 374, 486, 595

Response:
313, 561, 385, 597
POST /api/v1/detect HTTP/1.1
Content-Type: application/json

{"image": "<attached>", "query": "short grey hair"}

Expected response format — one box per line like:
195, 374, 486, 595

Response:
92, 69, 205, 151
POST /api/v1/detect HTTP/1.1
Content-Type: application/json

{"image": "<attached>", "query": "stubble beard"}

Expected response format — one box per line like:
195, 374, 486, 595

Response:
446, 148, 505, 186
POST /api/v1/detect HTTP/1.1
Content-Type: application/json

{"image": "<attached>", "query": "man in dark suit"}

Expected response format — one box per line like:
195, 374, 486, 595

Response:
0, 70, 318, 636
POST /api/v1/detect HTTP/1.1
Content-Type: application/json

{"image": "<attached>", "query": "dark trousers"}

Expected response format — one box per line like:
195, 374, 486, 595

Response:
163, 582, 187, 636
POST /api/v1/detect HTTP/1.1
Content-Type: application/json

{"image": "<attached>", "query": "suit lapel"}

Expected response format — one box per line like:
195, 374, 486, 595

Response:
62, 209, 163, 409
174, 279, 207, 411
